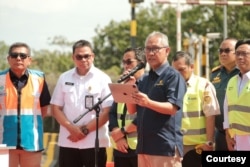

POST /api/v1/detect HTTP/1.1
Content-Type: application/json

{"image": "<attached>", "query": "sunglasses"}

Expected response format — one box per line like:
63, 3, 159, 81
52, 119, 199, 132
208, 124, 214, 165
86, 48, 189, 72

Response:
122, 59, 137, 65
75, 54, 92, 61
218, 48, 233, 54
9, 52, 29, 59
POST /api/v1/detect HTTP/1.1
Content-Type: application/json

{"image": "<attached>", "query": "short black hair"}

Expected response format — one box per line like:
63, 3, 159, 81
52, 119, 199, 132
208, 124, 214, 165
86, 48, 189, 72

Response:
8, 42, 31, 56
235, 39, 250, 50
172, 51, 194, 66
124, 47, 146, 64
72, 40, 93, 54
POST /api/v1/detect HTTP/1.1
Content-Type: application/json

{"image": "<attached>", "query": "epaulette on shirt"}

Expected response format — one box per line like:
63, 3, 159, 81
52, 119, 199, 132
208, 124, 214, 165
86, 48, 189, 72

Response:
211, 66, 222, 73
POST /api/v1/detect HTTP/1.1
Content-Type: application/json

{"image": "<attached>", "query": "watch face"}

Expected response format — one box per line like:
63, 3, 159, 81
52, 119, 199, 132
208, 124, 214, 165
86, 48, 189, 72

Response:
82, 127, 89, 135
206, 141, 213, 146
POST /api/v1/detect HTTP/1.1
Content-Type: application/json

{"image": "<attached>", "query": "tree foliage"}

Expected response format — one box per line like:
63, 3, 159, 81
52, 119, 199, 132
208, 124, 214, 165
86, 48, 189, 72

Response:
93, 3, 250, 70
92, 4, 177, 74
181, 5, 250, 66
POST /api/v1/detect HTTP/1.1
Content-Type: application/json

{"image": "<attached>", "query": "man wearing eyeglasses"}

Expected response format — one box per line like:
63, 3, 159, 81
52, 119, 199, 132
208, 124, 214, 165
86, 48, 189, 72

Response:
125, 31, 186, 167
50, 40, 113, 167
210, 38, 239, 151
0, 42, 51, 167
224, 39, 250, 151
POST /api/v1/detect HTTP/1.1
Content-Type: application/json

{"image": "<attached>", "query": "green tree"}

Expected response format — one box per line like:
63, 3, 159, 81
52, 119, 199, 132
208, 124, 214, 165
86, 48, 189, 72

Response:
92, 4, 177, 81
93, 3, 250, 72
182, 5, 250, 67
0, 41, 10, 69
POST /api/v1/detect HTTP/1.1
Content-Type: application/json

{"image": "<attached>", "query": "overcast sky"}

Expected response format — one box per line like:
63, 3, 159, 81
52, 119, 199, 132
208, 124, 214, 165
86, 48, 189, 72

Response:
0, 0, 155, 50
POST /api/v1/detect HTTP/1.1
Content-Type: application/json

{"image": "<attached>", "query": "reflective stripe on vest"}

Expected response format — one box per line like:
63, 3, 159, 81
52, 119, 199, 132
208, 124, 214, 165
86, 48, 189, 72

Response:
182, 76, 207, 145
227, 77, 250, 137
0, 69, 44, 151
110, 103, 137, 150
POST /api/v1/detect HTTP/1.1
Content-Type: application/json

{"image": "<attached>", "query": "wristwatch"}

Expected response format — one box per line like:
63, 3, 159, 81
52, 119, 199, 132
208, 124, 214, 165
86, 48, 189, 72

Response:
81, 126, 89, 136
206, 141, 213, 147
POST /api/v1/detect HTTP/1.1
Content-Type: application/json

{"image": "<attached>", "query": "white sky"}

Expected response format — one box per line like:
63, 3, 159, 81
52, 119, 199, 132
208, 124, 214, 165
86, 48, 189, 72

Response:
0, 0, 155, 50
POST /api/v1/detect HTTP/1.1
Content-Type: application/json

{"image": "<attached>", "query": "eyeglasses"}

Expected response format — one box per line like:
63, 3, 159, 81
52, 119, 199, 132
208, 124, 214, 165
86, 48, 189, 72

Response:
75, 54, 92, 60
9, 52, 29, 59
122, 59, 137, 65
144, 47, 168, 54
218, 48, 233, 54
235, 51, 250, 57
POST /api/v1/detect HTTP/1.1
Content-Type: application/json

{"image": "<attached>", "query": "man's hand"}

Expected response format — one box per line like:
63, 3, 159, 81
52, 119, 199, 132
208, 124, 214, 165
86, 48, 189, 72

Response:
116, 138, 129, 153
67, 125, 85, 142
225, 130, 235, 151
111, 128, 125, 142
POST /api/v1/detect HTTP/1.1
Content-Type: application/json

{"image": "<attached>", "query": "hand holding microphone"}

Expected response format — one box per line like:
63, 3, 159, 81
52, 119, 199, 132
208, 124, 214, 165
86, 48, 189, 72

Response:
117, 62, 145, 83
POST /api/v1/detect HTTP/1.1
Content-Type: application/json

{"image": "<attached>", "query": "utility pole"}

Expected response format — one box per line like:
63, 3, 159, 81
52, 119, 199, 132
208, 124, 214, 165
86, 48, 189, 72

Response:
223, 0, 228, 38
176, 0, 181, 51
129, 0, 144, 48
156, 0, 250, 50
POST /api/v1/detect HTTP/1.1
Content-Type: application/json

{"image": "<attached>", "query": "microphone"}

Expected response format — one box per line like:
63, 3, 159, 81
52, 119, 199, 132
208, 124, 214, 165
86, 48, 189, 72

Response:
117, 62, 145, 83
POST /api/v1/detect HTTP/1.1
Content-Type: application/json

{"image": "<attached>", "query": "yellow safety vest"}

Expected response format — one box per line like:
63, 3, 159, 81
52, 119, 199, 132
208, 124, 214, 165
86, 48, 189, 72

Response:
227, 76, 250, 137
110, 103, 137, 150
182, 76, 207, 145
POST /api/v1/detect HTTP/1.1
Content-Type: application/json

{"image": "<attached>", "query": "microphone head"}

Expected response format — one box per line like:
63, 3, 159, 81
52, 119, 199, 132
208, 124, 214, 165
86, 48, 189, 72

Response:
117, 62, 145, 83
137, 62, 146, 69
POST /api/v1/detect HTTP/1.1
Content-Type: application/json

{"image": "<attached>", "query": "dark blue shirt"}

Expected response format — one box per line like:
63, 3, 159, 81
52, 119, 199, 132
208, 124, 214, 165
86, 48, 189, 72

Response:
136, 62, 186, 157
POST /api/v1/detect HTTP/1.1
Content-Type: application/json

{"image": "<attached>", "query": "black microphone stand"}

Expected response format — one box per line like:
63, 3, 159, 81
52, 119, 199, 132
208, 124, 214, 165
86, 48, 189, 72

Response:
73, 74, 133, 167
73, 93, 111, 167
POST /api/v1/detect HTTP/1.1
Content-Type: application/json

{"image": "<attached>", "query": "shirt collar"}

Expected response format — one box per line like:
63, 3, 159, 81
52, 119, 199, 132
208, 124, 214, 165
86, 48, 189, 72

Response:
238, 70, 250, 80
9, 69, 29, 79
186, 73, 196, 87
153, 61, 170, 76
73, 64, 95, 77
221, 65, 239, 73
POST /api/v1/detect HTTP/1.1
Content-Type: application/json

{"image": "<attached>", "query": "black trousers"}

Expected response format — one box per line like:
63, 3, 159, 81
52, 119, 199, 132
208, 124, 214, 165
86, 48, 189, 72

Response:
59, 147, 107, 167
215, 129, 228, 151
114, 155, 137, 167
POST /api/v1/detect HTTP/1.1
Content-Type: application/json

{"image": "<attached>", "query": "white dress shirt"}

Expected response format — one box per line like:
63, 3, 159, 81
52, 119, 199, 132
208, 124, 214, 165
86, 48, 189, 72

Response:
50, 66, 113, 149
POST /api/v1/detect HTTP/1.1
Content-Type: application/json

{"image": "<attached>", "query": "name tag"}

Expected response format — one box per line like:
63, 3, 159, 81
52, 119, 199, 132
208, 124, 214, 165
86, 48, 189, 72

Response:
65, 82, 74, 86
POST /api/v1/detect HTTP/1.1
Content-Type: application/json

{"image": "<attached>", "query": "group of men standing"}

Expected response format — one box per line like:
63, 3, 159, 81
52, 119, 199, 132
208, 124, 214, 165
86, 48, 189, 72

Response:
0, 31, 250, 167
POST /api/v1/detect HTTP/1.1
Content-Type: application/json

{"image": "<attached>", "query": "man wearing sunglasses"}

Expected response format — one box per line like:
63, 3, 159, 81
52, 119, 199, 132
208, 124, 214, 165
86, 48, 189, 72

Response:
50, 39, 113, 167
109, 47, 145, 167
0, 42, 51, 167
210, 38, 239, 151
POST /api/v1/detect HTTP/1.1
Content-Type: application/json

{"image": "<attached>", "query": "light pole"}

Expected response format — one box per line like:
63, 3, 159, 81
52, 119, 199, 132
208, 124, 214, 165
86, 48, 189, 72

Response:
129, 0, 144, 48
156, 0, 250, 51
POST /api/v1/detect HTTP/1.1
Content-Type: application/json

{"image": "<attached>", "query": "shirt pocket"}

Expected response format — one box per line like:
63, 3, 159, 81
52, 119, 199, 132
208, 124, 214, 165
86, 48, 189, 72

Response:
86, 86, 102, 104
184, 93, 200, 110
62, 85, 75, 104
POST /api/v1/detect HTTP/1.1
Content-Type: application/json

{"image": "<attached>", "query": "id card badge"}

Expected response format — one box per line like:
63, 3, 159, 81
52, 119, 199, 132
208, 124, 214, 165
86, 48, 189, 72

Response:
85, 95, 94, 109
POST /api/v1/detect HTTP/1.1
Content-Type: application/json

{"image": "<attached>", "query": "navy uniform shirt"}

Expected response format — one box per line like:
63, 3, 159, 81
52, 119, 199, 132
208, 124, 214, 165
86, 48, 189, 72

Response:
136, 62, 186, 157
210, 66, 239, 131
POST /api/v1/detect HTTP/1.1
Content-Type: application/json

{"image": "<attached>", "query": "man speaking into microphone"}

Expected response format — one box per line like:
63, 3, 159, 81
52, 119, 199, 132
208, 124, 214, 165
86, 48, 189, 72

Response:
125, 31, 186, 167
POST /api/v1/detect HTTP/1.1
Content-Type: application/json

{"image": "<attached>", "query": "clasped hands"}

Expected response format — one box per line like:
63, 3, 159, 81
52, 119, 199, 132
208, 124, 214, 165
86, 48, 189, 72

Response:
67, 124, 87, 142
111, 128, 128, 153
